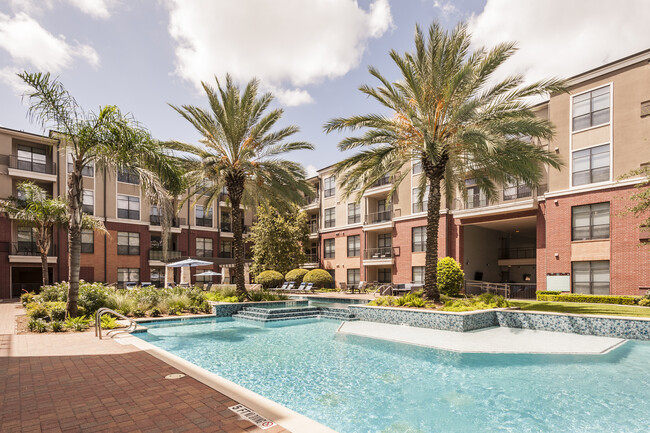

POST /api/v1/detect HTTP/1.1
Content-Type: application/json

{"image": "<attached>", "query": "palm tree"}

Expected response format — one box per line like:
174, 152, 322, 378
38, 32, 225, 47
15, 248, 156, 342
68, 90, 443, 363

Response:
0, 182, 105, 287
324, 22, 564, 301
19, 72, 182, 316
169, 75, 314, 298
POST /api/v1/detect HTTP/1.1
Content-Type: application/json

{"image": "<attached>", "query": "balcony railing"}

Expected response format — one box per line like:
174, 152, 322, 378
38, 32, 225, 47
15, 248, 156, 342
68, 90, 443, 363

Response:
370, 175, 391, 188
498, 247, 536, 260
219, 251, 233, 259
11, 242, 55, 256
149, 215, 184, 227
196, 217, 213, 227
412, 201, 428, 213
364, 247, 393, 260
309, 221, 319, 233
305, 253, 319, 263
196, 249, 213, 258
458, 185, 544, 210
220, 222, 232, 232
149, 249, 182, 261
365, 208, 396, 225
8, 155, 56, 175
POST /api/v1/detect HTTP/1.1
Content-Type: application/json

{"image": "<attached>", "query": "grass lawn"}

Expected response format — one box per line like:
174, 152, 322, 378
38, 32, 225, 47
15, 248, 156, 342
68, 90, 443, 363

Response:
509, 300, 650, 318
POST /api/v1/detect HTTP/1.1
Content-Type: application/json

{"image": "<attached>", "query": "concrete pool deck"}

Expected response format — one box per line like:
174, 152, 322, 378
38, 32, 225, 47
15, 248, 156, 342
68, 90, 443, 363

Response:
337, 320, 627, 354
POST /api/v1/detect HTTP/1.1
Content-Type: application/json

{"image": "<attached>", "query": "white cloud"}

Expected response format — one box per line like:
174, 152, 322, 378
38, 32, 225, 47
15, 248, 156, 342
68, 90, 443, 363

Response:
0, 66, 31, 94
305, 164, 318, 178
433, 1, 459, 19
468, 0, 650, 84
164, 0, 394, 106
6, 0, 117, 19
65, 0, 117, 19
0, 12, 99, 72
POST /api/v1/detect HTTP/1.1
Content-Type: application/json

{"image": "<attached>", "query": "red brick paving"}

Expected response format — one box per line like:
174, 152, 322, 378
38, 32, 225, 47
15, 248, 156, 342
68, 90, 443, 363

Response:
0, 351, 289, 433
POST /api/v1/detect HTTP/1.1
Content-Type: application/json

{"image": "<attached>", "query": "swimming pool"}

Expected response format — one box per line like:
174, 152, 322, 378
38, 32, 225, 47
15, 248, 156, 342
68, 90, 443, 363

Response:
139, 317, 650, 433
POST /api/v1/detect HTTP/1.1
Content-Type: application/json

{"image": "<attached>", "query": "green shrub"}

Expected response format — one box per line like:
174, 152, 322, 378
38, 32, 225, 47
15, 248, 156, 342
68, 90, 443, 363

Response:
285, 269, 309, 285
442, 293, 510, 312
43, 301, 67, 321
368, 296, 395, 307
222, 296, 239, 303
255, 270, 285, 289
100, 315, 118, 329
21, 292, 35, 306
50, 321, 64, 332
303, 269, 333, 288
38, 282, 67, 302
436, 257, 464, 296
132, 309, 146, 318
188, 305, 200, 314
200, 301, 212, 313
28, 318, 48, 333
150, 307, 162, 317
27, 303, 49, 320
65, 316, 91, 332
536, 291, 562, 296
107, 292, 135, 316
639, 298, 650, 307
78, 281, 110, 314
536, 292, 639, 305
249, 290, 288, 302
168, 306, 182, 315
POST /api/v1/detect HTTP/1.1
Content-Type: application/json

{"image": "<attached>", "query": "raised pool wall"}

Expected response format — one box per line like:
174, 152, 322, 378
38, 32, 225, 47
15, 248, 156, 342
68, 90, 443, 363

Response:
348, 305, 650, 341
212, 300, 308, 317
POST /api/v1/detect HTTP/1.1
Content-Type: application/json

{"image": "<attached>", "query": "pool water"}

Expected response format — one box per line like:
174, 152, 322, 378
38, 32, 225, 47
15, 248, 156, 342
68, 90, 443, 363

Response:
139, 318, 650, 433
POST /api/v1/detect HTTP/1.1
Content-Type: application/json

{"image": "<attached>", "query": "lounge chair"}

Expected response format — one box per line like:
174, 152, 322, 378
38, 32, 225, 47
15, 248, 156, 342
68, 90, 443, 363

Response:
357, 281, 367, 293
338, 282, 348, 293
285, 281, 295, 291
305, 282, 314, 292
295, 282, 307, 292
271, 282, 289, 292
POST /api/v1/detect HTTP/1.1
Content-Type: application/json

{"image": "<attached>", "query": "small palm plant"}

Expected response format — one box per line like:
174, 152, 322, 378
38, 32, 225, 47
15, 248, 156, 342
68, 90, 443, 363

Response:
324, 22, 564, 301
169, 75, 314, 299
0, 182, 105, 287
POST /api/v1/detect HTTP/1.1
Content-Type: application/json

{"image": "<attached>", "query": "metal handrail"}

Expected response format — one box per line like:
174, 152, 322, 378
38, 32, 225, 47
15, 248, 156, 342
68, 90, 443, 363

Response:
95, 308, 138, 340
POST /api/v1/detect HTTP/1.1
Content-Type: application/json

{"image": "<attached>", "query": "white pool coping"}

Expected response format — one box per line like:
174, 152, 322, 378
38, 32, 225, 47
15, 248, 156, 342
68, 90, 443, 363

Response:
337, 321, 627, 355
116, 334, 336, 433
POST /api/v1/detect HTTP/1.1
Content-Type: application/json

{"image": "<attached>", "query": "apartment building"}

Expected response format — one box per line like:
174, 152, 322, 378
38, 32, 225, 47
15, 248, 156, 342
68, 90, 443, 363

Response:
302, 48, 650, 297
0, 128, 254, 299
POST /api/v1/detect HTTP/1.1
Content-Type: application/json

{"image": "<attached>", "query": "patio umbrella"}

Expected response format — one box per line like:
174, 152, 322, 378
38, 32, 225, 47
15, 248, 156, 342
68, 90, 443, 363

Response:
165, 258, 214, 285
195, 271, 222, 276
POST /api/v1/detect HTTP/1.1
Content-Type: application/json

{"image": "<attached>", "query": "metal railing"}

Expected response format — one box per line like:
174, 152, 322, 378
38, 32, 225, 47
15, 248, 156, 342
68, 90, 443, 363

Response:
364, 247, 393, 259
196, 217, 212, 227
11, 242, 55, 256
309, 221, 319, 233
95, 308, 137, 340
148, 249, 182, 260
8, 155, 56, 175
457, 185, 545, 210
464, 280, 537, 299
196, 249, 213, 258
498, 247, 536, 260
305, 253, 319, 263
149, 215, 183, 227
365, 208, 397, 225
369, 175, 391, 188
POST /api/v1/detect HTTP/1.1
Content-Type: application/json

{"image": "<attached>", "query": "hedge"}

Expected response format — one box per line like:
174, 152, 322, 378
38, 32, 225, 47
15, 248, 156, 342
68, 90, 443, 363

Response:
303, 269, 333, 288
255, 270, 285, 289
285, 269, 309, 285
536, 291, 640, 305
437, 257, 464, 296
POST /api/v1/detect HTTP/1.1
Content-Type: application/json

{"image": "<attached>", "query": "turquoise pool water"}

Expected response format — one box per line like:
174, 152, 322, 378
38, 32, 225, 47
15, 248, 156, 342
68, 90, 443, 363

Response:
139, 318, 650, 433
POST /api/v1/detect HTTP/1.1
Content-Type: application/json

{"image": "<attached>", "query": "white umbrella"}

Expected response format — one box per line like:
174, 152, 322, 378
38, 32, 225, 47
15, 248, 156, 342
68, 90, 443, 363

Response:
165, 258, 213, 285
195, 271, 222, 276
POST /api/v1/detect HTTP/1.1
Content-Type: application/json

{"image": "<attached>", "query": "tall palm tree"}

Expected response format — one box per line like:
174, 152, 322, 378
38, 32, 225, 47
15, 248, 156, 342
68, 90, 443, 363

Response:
19, 72, 182, 316
0, 182, 105, 287
169, 75, 314, 298
324, 22, 564, 301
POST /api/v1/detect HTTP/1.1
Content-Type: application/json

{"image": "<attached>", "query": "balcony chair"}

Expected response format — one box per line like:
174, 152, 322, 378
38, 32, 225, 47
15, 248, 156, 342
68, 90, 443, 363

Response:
338, 282, 348, 293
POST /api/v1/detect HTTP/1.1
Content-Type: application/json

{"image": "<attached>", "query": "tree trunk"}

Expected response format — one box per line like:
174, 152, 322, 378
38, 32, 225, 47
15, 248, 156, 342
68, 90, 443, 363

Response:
67, 165, 84, 317
227, 181, 248, 300
37, 226, 51, 287
423, 175, 443, 302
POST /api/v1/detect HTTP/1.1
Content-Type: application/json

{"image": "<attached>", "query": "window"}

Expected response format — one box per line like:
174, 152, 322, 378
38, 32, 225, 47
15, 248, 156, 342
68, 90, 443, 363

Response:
220, 210, 231, 232
17, 226, 36, 254
412, 227, 427, 252
67, 153, 94, 177
412, 266, 425, 284
378, 268, 392, 283
348, 203, 361, 224
81, 229, 94, 253
324, 207, 336, 228
309, 214, 319, 233
117, 195, 140, 220
373, 199, 391, 223
117, 268, 140, 285
196, 237, 213, 257
117, 232, 140, 255
196, 205, 213, 227
572, 86, 610, 131
412, 186, 429, 213
150, 205, 160, 225
117, 168, 139, 184
18, 145, 47, 173
503, 181, 532, 201
82, 190, 94, 215
572, 261, 609, 295
324, 238, 335, 258
220, 240, 232, 258
324, 176, 336, 198
465, 179, 486, 208
412, 160, 422, 175
572, 202, 610, 241
572, 144, 610, 186
347, 269, 360, 286
347, 235, 360, 257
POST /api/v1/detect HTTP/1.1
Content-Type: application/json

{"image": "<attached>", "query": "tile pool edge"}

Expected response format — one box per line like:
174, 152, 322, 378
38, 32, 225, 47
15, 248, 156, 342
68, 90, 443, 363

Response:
117, 334, 337, 433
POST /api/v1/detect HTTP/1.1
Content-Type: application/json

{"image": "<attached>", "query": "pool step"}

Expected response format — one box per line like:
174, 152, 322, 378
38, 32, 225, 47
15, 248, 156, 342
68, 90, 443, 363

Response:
233, 305, 358, 323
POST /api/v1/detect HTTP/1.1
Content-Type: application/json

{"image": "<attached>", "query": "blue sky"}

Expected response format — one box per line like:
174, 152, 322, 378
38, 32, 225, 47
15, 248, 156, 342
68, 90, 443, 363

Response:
1, 0, 648, 176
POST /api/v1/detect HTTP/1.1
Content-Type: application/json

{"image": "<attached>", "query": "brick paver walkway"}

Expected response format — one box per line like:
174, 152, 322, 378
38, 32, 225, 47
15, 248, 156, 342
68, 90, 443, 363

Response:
0, 302, 290, 433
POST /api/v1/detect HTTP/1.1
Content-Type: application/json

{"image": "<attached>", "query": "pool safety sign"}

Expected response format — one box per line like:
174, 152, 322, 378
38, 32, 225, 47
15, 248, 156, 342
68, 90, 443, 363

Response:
229, 404, 277, 429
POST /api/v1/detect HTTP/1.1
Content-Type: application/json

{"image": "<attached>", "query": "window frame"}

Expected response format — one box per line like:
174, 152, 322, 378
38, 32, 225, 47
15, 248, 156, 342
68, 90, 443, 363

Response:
196, 237, 213, 257
347, 202, 361, 225
81, 229, 94, 254
571, 84, 611, 133
412, 266, 425, 284
117, 168, 140, 185
378, 268, 392, 283
572, 261, 610, 295
347, 235, 360, 257
324, 238, 335, 259
571, 143, 611, 187
571, 202, 610, 241
195, 205, 213, 227
324, 207, 336, 228
347, 268, 360, 285
117, 268, 140, 285
82, 190, 94, 215
412, 186, 429, 213
117, 231, 140, 255
323, 176, 336, 198
412, 226, 427, 252
117, 194, 140, 220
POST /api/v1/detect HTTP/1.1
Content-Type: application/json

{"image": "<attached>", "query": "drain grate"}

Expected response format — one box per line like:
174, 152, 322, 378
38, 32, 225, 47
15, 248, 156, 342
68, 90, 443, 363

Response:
165, 373, 186, 380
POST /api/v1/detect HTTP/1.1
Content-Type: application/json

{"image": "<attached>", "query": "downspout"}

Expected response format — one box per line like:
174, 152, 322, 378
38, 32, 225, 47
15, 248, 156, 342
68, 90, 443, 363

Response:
55, 140, 61, 282
103, 167, 107, 282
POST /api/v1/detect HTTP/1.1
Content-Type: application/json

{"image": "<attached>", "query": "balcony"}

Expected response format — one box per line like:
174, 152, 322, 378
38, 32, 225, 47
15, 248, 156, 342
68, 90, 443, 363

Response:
303, 195, 320, 211
148, 249, 182, 261
364, 208, 399, 230
302, 253, 319, 268
363, 247, 394, 265
195, 217, 213, 227
497, 247, 536, 266
149, 215, 183, 227
454, 185, 544, 217
6, 155, 57, 182
9, 242, 57, 263
363, 174, 392, 197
